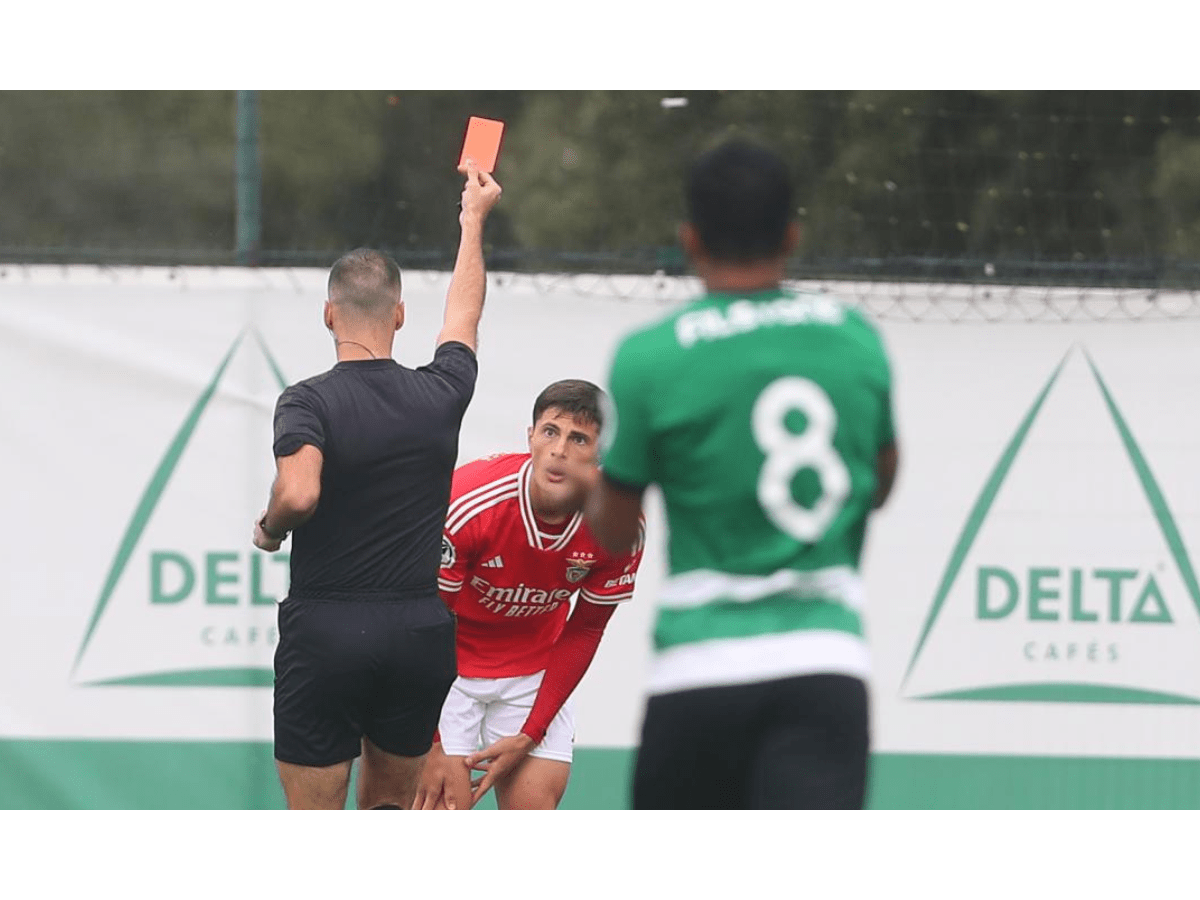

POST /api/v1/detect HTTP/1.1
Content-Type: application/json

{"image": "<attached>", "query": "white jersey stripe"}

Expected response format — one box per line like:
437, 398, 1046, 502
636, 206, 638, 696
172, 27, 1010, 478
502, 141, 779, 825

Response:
447, 486, 519, 534
517, 460, 541, 549
447, 488, 519, 535
447, 469, 519, 509
648, 630, 869, 696
446, 475, 520, 532
659, 566, 865, 612
446, 472, 519, 522
546, 512, 584, 551
579, 590, 634, 605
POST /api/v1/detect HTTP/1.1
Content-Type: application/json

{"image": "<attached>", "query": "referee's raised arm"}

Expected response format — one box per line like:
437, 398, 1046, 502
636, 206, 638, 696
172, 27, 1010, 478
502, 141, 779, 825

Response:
438, 159, 503, 352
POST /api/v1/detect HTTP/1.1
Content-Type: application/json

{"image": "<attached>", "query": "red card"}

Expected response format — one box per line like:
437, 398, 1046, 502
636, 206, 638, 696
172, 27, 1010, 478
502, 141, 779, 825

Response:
458, 116, 505, 174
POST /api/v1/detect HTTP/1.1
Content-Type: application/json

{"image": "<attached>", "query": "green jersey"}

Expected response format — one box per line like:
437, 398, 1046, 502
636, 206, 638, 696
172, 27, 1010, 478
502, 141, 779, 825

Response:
602, 288, 895, 695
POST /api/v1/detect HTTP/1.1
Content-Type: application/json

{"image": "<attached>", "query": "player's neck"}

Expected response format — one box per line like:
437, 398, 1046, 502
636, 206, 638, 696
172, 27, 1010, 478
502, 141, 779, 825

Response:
528, 484, 575, 527
700, 259, 787, 295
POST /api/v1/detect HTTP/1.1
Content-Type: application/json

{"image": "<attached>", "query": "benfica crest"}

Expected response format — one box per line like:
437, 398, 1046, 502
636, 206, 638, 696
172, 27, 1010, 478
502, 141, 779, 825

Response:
565, 557, 594, 584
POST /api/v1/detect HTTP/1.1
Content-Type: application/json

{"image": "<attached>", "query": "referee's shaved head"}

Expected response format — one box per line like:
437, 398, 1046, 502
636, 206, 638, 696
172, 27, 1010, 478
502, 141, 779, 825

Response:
327, 249, 403, 321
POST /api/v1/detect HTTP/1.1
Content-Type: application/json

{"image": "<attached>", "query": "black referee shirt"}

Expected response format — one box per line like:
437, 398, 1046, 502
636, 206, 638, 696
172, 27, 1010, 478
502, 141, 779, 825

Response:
271, 341, 478, 600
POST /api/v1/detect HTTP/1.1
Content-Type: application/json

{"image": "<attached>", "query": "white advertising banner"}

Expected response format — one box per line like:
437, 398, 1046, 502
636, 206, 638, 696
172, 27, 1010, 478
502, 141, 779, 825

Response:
871, 317, 1200, 759
2, 267, 1198, 767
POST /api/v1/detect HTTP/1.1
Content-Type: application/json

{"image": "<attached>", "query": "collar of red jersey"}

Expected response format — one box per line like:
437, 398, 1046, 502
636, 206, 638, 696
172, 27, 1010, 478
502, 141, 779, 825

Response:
518, 458, 584, 551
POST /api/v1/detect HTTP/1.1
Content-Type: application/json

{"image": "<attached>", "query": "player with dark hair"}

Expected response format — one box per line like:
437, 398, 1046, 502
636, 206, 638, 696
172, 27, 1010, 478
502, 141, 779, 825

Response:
252, 160, 502, 810
586, 138, 899, 809
413, 379, 645, 810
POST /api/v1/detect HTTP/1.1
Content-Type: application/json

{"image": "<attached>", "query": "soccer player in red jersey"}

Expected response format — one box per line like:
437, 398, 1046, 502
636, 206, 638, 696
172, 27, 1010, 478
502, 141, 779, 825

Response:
413, 379, 644, 810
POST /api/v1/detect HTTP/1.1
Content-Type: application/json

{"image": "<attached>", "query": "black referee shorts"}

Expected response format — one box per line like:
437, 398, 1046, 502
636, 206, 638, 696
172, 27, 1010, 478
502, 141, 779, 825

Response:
273, 594, 457, 768
632, 673, 869, 810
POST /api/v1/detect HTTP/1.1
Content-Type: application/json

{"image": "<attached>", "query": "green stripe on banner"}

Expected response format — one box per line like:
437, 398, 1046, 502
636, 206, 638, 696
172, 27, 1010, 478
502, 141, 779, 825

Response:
6, 741, 1200, 809
85, 668, 275, 688
915, 683, 1200, 705
654, 595, 862, 651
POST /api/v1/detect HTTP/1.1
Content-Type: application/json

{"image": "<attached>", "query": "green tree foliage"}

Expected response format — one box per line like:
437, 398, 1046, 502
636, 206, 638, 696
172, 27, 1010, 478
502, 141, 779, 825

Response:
257, 91, 524, 261
2, 90, 1200, 281
0, 91, 235, 255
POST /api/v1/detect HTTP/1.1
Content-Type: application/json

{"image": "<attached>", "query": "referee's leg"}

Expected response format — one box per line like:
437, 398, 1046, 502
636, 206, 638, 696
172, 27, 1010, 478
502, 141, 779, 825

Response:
357, 737, 431, 810
357, 596, 458, 810
273, 600, 360, 810
276, 760, 354, 810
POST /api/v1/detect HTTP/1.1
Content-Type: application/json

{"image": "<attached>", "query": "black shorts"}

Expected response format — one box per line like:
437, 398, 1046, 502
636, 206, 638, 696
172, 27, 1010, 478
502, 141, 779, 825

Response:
632, 673, 869, 810
273, 594, 457, 768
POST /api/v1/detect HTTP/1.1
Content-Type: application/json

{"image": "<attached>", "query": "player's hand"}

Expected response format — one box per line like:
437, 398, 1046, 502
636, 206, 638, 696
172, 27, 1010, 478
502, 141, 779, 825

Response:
252, 511, 283, 553
579, 462, 602, 497
466, 733, 535, 806
412, 743, 471, 810
457, 158, 502, 226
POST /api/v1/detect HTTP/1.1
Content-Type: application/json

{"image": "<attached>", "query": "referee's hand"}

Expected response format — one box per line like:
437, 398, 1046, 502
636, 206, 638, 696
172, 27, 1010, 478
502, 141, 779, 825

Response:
252, 511, 284, 553
457, 158, 502, 226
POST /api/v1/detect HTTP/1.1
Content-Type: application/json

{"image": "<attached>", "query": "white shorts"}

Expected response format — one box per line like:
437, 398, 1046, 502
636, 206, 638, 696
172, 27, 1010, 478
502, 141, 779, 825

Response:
438, 671, 575, 763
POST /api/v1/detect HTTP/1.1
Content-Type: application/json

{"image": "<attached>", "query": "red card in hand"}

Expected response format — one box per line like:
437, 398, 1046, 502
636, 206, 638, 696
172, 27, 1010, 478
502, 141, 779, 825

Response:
458, 116, 505, 174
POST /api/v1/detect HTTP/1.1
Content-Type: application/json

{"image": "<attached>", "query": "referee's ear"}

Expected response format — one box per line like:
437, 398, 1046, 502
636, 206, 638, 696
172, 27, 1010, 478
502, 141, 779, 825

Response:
323, 300, 334, 332
394, 299, 405, 332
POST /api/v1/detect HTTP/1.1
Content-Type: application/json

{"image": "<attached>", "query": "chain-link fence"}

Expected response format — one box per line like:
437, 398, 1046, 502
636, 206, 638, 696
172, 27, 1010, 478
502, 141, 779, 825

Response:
5, 90, 1200, 302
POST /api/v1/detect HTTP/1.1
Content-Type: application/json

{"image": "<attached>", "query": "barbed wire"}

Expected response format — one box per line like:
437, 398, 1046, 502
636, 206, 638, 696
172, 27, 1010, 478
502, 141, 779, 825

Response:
3, 264, 1198, 324
492, 271, 1200, 324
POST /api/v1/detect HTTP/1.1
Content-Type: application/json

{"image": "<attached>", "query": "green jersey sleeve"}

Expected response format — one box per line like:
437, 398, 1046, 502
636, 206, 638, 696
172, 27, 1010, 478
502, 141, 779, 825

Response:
601, 334, 654, 489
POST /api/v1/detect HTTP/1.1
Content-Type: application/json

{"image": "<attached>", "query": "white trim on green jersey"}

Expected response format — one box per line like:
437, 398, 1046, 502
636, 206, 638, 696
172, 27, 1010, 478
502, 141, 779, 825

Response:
660, 565, 865, 612
648, 629, 870, 696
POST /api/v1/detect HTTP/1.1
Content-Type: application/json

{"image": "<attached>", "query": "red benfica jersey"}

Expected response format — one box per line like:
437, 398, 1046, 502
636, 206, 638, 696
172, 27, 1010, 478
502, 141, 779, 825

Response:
438, 453, 643, 678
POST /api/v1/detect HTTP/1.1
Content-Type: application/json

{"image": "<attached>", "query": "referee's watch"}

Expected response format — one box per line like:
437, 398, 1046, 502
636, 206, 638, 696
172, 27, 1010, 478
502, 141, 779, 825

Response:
259, 514, 288, 541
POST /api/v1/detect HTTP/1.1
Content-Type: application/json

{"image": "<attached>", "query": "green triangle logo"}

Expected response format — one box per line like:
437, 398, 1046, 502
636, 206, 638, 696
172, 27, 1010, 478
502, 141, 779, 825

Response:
72, 331, 291, 688
902, 346, 1200, 705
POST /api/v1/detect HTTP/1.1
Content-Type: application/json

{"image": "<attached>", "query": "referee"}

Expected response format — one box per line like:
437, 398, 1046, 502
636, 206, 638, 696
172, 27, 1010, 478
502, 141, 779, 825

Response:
251, 160, 502, 810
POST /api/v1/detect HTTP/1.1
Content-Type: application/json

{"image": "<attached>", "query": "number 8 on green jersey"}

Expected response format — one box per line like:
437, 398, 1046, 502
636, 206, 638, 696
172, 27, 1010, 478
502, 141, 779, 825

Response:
601, 288, 895, 695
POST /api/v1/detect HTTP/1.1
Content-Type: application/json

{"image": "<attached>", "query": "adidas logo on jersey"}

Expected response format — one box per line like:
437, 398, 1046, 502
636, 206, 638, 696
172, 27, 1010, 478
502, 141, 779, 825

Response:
482, 556, 504, 569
